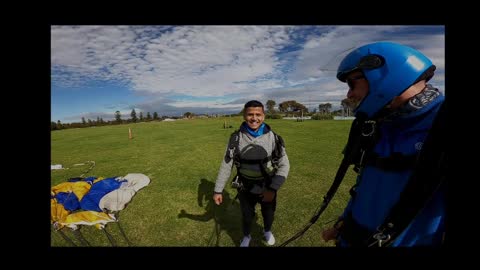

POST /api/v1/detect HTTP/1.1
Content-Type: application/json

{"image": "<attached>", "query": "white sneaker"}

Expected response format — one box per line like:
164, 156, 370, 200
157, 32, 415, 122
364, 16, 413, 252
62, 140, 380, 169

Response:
240, 235, 251, 247
264, 231, 275, 246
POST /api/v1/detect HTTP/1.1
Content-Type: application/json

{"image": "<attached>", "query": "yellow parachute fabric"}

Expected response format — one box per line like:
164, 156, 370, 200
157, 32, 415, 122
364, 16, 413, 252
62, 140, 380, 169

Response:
93, 176, 105, 184
61, 211, 116, 230
51, 198, 70, 225
51, 181, 92, 201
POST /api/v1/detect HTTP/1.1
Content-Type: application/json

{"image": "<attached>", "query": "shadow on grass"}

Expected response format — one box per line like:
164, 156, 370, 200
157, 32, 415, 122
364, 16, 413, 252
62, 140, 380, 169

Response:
178, 178, 266, 247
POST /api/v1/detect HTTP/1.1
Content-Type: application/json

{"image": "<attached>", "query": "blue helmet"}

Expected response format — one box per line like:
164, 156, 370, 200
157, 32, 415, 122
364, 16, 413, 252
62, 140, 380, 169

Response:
337, 42, 435, 118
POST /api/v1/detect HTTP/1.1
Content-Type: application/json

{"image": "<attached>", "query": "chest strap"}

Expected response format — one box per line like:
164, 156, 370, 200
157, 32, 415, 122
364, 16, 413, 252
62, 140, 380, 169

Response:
363, 152, 418, 171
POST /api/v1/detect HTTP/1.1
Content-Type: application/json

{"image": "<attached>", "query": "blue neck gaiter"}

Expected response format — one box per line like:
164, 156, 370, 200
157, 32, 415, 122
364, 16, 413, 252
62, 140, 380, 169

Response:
244, 122, 265, 138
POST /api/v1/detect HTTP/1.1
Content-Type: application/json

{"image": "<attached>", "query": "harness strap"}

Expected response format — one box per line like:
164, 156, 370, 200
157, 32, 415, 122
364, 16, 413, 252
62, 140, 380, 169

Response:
272, 132, 285, 165
239, 156, 273, 165
364, 152, 418, 171
224, 130, 241, 164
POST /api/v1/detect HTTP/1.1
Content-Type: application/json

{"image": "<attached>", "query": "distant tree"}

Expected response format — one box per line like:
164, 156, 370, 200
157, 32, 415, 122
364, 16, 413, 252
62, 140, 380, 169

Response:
57, 120, 63, 130
324, 103, 332, 114
278, 100, 308, 116
153, 112, 159, 120
184, 112, 193, 119
115, 111, 122, 123
341, 98, 355, 117
51, 121, 58, 131
266, 100, 276, 114
340, 100, 346, 116
82, 117, 86, 125
319, 103, 332, 114
131, 109, 137, 123
139, 112, 144, 121
87, 119, 92, 126
146, 112, 152, 121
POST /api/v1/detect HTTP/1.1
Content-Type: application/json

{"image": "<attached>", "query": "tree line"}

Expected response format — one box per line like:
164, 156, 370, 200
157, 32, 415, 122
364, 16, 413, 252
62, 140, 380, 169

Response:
51, 109, 164, 131
52, 99, 356, 131
265, 99, 354, 118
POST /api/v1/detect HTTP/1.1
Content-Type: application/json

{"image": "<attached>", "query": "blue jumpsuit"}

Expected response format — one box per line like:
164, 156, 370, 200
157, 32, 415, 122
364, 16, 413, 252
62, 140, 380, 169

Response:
339, 93, 445, 246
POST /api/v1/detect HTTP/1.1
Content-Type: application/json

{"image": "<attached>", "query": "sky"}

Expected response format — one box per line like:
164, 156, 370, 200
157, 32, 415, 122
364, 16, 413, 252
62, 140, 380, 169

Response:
51, 25, 445, 123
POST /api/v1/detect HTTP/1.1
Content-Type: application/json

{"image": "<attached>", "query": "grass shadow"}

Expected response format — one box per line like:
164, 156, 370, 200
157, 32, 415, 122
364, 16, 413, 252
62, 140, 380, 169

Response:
178, 178, 266, 247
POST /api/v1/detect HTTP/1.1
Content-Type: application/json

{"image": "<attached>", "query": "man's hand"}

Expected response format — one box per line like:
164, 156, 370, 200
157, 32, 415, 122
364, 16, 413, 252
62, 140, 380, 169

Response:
321, 227, 339, 242
213, 193, 223, 205
322, 219, 343, 242
262, 190, 276, 202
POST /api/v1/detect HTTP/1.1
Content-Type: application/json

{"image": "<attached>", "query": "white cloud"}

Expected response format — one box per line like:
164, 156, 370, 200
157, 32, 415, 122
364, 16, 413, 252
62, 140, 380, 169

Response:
52, 25, 445, 121
52, 25, 292, 96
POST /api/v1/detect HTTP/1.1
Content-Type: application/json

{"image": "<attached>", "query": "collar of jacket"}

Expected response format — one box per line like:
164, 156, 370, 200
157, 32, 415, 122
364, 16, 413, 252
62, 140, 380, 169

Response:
240, 122, 272, 137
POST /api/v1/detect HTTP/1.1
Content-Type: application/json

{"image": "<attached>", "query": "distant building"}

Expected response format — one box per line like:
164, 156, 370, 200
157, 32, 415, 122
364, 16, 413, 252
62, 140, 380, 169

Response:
333, 116, 355, 120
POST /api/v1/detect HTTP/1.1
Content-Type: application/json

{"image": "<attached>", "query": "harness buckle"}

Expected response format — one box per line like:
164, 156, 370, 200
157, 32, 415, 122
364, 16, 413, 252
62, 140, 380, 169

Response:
231, 175, 243, 189
361, 120, 376, 137
372, 231, 390, 247
271, 158, 279, 168
228, 147, 236, 159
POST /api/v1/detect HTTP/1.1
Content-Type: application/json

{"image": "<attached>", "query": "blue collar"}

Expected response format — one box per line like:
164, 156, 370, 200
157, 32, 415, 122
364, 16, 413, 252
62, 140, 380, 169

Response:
243, 122, 265, 137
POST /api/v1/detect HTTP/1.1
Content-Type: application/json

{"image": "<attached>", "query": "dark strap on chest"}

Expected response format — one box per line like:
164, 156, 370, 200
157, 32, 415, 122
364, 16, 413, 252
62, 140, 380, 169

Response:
364, 152, 418, 171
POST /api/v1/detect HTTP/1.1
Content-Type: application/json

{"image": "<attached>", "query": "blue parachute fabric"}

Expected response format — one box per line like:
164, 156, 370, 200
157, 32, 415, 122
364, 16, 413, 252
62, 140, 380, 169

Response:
80, 177, 126, 211
55, 192, 81, 211
68, 176, 97, 185
84, 176, 97, 184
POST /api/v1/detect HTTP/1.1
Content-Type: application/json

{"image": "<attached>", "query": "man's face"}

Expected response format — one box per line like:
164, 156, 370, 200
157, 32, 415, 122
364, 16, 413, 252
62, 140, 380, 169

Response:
244, 106, 265, 131
345, 71, 369, 110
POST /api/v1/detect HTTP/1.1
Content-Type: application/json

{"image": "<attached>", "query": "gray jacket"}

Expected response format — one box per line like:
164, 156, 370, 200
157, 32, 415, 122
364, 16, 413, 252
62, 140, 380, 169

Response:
214, 123, 290, 194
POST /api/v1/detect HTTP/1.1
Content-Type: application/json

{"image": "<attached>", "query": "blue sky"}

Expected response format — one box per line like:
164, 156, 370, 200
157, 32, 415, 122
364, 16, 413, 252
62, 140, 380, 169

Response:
51, 25, 445, 123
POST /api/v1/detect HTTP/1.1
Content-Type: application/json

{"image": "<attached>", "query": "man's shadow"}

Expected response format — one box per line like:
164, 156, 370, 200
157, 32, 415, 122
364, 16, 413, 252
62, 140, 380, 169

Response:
178, 178, 266, 247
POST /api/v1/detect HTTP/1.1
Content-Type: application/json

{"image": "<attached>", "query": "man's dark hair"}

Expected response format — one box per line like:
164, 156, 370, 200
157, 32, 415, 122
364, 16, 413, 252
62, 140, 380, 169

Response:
244, 100, 264, 111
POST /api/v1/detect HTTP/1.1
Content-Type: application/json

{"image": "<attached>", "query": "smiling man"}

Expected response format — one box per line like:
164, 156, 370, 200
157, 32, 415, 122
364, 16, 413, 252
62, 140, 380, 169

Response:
213, 100, 290, 247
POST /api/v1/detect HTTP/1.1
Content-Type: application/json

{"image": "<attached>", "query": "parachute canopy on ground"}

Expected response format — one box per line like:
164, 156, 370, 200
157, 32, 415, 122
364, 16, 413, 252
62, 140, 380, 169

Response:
51, 173, 150, 230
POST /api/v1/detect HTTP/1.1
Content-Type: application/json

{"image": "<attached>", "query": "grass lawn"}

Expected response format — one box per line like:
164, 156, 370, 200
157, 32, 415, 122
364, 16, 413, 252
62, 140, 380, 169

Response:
51, 117, 357, 247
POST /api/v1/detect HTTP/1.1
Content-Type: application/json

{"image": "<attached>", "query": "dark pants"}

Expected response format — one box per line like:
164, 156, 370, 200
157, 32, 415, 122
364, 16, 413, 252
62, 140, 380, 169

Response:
238, 190, 277, 236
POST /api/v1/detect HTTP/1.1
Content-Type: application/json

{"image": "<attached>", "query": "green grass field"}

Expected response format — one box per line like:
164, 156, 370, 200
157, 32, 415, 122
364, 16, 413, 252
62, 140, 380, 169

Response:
51, 117, 357, 247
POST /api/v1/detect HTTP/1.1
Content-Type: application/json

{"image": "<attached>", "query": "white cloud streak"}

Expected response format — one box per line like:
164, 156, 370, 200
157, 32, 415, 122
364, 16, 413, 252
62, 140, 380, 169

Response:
52, 25, 445, 120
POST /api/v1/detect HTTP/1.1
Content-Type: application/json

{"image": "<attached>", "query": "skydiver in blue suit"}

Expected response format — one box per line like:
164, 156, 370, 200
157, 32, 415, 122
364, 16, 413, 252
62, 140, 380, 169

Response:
322, 42, 446, 247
